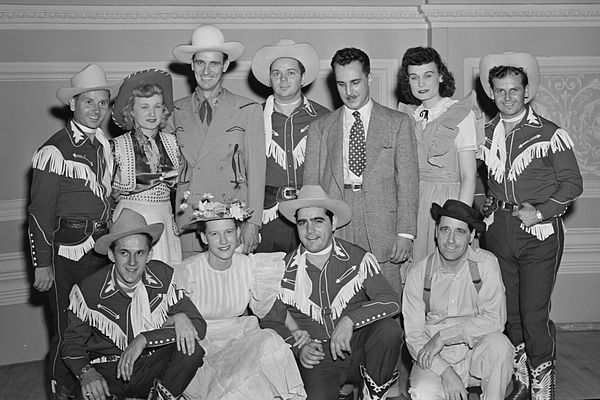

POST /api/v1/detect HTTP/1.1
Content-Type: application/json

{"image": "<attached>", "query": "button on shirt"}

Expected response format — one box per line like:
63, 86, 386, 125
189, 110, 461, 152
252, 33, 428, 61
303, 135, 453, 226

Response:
343, 101, 372, 185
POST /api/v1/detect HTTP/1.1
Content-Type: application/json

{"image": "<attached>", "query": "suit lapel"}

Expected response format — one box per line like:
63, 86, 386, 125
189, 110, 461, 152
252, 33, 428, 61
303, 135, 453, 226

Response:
364, 102, 389, 180
196, 89, 236, 160
326, 108, 345, 194
176, 96, 203, 165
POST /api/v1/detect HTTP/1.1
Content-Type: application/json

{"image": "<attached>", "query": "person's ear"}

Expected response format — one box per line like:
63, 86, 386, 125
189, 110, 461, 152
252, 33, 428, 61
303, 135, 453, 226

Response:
524, 85, 530, 99
223, 59, 230, 73
108, 249, 115, 263
200, 231, 207, 244
332, 215, 338, 232
148, 248, 154, 261
69, 97, 76, 112
469, 230, 476, 244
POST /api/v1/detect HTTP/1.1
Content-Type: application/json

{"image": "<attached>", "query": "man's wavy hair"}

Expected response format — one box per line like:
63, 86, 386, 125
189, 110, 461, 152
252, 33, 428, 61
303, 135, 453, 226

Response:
119, 83, 171, 131
398, 47, 455, 105
488, 66, 529, 90
331, 47, 371, 76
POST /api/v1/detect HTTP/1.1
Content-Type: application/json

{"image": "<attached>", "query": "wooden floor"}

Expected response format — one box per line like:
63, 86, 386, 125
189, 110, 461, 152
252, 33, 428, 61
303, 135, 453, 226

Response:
1, 330, 599, 400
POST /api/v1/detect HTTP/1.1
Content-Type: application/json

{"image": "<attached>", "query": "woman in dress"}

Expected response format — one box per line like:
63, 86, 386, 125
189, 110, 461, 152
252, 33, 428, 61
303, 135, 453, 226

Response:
398, 47, 482, 263
175, 195, 306, 400
111, 69, 182, 264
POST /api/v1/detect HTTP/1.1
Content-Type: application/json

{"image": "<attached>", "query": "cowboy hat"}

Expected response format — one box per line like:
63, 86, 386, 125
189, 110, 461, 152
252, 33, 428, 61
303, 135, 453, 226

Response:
251, 39, 321, 87
431, 199, 485, 233
56, 64, 121, 105
172, 24, 244, 64
112, 69, 174, 130
479, 51, 540, 103
94, 208, 164, 255
279, 185, 352, 228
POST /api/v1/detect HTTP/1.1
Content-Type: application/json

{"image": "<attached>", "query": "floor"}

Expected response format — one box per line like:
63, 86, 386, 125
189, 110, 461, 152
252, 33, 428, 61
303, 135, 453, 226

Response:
1, 330, 599, 400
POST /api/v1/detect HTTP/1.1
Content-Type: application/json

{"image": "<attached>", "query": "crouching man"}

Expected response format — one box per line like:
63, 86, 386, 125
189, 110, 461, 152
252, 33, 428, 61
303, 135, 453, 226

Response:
61, 209, 206, 400
403, 200, 513, 400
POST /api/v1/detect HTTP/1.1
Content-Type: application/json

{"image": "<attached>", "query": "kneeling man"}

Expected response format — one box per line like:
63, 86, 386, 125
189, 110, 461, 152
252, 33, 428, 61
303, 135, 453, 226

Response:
61, 209, 206, 400
403, 200, 513, 400
261, 185, 402, 400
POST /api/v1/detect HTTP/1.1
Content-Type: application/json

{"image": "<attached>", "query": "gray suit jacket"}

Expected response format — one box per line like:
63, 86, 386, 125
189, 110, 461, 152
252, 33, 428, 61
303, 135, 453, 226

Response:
303, 101, 418, 261
168, 88, 265, 227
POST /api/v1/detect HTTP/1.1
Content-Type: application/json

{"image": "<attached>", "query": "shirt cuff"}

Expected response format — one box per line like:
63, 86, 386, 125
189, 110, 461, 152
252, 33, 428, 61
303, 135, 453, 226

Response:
439, 325, 471, 348
397, 233, 415, 240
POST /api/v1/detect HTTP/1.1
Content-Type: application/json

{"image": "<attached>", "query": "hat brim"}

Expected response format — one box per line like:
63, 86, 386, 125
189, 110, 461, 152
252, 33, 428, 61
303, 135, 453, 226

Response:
479, 52, 540, 103
56, 82, 122, 106
279, 198, 351, 228
431, 203, 486, 233
94, 223, 164, 255
172, 42, 245, 64
251, 42, 320, 87
111, 69, 174, 130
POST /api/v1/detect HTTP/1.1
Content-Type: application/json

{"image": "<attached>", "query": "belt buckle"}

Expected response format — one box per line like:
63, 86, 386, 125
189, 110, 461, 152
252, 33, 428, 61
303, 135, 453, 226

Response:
280, 187, 298, 200
93, 220, 109, 232
350, 184, 361, 192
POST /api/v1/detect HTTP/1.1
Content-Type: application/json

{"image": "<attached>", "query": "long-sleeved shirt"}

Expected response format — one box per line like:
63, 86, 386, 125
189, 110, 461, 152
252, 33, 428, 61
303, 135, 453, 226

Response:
261, 238, 401, 348
28, 121, 113, 267
61, 260, 206, 376
402, 246, 506, 376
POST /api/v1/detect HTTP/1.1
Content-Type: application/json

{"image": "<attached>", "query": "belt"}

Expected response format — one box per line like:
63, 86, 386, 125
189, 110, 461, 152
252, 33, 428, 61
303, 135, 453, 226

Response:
59, 218, 111, 232
494, 199, 521, 212
344, 183, 362, 191
264, 185, 298, 203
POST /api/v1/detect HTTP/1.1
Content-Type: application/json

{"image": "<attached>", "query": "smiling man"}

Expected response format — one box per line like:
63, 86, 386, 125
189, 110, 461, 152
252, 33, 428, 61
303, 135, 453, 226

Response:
260, 185, 402, 400
28, 64, 121, 399
61, 209, 206, 400
168, 24, 265, 258
303, 47, 419, 297
476, 52, 583, 400
403, 200, 513, 400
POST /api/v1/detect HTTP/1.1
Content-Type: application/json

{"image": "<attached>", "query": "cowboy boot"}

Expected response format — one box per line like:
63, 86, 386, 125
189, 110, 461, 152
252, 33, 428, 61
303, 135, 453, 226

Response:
530, 361, 555, 400
505, 343, 530, 400
359, 365, 399, 400
147, 379, 177, 400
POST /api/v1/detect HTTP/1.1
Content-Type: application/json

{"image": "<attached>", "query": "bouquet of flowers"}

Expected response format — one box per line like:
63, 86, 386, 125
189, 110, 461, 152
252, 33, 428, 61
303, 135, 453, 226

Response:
181, 192, 252, 222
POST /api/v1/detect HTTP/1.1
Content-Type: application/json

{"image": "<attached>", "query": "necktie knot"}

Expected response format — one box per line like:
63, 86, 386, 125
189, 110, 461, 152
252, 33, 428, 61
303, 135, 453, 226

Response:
352, 110, 361, 121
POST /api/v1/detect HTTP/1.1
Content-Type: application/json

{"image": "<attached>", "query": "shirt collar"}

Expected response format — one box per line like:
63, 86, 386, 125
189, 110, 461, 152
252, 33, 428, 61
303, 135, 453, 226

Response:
100, 264, 164, 299
344, 99, 372, 120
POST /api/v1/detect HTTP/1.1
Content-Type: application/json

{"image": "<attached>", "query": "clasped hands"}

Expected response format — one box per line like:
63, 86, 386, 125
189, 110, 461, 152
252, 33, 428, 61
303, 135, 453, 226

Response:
298, 316, 354, 369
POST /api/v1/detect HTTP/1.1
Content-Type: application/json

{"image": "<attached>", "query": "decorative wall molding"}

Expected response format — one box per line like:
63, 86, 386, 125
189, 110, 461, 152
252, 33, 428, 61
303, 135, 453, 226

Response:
0, 252, 30, 307
423, 4, 600, 28
464, 55, 600, 193
0, 5, 425, 30
0, 199, 25, 223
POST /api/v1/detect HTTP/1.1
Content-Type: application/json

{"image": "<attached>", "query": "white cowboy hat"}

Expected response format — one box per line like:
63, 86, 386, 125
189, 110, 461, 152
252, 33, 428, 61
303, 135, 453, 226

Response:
172, 24, 245, 64
479, 51, 540, 103
279, 185, 352, 228
251, 39, 321, 87
112, 69, 174, 130
56, 64, 121, 105
94, 208, 164, 255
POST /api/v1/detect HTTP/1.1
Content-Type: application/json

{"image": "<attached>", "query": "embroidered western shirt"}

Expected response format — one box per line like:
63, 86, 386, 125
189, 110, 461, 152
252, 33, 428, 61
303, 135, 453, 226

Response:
61, 260, 206, 376
28, 121, 113, 267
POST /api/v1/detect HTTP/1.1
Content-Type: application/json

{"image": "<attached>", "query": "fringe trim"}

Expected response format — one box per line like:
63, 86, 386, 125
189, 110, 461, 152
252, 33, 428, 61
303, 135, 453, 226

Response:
507, 129, 574, 181
68, 285, 128, 350
293, 136, 306, 168
521, 223, 555, 241
279, 286, 323, 325
267, 138, 287, 169
329, 253, 380, 320
264, 95, 275, 154
58, 236, 95, 261
148, 277, 180, 329
32, 146, 105, 199
262, 204, 279, 225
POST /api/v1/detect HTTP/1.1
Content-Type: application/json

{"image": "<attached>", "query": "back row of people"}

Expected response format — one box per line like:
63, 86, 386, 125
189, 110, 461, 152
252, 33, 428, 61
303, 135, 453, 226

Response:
28, 22, 582, 400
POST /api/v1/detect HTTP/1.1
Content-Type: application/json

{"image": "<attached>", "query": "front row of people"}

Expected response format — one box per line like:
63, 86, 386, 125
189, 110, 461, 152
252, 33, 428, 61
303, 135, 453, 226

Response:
61, 186, 513, 400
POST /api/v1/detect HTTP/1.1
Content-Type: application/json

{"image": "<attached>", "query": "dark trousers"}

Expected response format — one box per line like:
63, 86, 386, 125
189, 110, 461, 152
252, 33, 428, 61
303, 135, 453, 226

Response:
76, 343, 204, 399
256, 215, 300, 253
299, 318, 402, 400
483, 211, 563, 368
49, 245, 108, 391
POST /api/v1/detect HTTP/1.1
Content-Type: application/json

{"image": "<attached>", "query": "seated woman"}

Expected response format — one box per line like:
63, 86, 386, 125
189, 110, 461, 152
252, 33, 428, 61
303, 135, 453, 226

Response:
111, 69, 182, 264
175, 194, 306, 400
398, 47, 483, 263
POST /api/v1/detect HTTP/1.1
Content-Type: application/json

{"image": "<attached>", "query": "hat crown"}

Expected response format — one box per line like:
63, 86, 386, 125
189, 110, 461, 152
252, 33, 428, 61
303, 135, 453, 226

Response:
296, 185, 330, 201
70, 64, 110, 89
191, 24, 226, 48
110, 209, 150, 237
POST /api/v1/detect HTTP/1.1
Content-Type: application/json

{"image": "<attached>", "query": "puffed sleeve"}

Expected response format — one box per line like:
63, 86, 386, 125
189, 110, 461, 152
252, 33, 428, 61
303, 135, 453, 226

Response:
249, 252, 286, 318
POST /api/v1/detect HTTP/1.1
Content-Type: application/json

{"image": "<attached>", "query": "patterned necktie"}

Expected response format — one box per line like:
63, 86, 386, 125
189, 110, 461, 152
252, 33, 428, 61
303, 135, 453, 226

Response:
199, 99, 212, 126
349, 110, 366, 176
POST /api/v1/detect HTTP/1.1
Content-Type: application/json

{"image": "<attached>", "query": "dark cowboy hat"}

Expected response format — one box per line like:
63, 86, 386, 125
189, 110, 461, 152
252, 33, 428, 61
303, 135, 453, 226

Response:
431, 199, 485, 233
94, 208, 164, 255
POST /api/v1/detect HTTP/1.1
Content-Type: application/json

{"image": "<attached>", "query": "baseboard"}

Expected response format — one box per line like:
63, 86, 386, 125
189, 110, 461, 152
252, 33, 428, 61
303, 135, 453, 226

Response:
556, 322, 600, 331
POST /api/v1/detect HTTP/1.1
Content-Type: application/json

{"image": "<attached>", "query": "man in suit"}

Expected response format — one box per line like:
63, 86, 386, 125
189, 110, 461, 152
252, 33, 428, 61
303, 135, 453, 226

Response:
169, 24, 265, 257
303, 47, 419, 294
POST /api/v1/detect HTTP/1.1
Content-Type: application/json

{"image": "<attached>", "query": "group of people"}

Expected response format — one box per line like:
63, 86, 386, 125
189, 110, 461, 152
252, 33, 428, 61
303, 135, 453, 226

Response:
28, 22, 583, 400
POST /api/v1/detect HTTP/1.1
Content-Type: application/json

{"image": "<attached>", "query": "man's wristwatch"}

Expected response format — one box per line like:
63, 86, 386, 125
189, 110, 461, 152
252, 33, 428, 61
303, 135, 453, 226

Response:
535, 210, 543, 222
